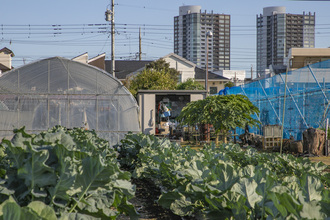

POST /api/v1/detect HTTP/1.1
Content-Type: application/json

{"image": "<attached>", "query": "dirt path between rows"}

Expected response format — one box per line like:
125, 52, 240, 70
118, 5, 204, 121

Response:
118, 178, 192, 220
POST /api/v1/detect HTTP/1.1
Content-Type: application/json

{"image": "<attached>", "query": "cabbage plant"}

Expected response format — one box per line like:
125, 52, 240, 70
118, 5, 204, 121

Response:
0, 126, 138, 219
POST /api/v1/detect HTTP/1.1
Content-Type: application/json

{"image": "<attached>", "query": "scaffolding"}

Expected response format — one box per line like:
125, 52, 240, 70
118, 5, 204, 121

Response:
226, 59, 330, 140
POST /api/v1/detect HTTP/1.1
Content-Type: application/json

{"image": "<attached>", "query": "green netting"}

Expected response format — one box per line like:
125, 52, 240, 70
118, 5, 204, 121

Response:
226, 59, 330, 140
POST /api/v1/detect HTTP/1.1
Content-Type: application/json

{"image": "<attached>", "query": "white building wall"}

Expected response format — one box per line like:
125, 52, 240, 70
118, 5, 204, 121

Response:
163, 55, 196, 83
0, 53, 12, 70
179, 5, 201, 16
214, 70, 246, 81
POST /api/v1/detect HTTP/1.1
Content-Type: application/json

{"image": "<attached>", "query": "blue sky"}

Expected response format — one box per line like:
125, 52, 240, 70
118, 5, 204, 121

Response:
1, 0, 329, 75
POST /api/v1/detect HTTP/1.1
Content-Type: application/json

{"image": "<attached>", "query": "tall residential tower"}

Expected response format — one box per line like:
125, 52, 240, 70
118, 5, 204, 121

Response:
174, 5, 230, 72
256, 6, 315, 77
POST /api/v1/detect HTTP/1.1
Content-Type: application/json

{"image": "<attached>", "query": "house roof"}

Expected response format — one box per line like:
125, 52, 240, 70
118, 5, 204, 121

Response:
0, 63, 11, 71
194, 67, 230, 81
105, 60, 153, 80
104, 55, 230, 82
162, 53, 196, 67
88, 53, 105, 63
0, 47, 14, 57
71, 52, 88, 63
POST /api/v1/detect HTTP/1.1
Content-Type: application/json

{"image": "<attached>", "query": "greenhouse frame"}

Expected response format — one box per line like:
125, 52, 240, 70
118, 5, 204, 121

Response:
0, 57, 140, 145
226, 59, 330, 140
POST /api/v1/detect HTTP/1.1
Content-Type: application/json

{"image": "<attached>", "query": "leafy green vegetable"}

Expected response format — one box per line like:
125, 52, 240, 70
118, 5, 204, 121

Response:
0, 126, 137, 219
116, 133, 330, 219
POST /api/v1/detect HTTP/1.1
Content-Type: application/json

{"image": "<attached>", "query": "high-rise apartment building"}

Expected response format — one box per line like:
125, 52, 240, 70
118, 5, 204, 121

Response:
256, 6, 315, 76
174, 5, 230, 71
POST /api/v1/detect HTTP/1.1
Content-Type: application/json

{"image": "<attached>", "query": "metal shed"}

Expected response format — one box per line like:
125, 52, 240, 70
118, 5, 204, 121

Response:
137, 90, 206, 136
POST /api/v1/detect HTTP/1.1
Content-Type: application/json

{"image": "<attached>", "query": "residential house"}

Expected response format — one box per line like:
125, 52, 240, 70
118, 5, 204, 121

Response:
194, 67, 229, 95
73, 52, 230, 94
72, 53, 106, 70
284, 48, 330, 71
0, 47, 14, 75
213, 69, 246, 86
106, 60, 153, 83
106, 53, 230, 94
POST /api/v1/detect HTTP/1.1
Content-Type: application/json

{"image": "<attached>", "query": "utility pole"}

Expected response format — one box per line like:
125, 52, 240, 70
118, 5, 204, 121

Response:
205, 31, 212, 143
205, 31, 213, 96
105, 0, 115, 77
111, 0, 115, 77
139, 27, 142, 61
251, 65, 253, 80
234, 72, 237, 86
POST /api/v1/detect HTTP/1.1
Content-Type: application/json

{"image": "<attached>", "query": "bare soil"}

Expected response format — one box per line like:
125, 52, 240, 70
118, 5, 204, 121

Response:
118, 177, 193, 220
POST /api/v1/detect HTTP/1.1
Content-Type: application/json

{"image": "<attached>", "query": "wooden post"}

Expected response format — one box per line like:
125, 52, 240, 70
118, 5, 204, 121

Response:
326, 118, 329, 156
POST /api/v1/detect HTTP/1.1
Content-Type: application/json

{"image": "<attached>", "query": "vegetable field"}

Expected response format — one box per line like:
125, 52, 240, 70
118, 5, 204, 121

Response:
0, 128, 329, 219
116, 133, 330, 219
0, 126, 137, 219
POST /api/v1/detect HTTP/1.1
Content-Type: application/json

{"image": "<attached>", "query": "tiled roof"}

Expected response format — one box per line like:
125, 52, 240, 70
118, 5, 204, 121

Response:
194, 67, 229, 80
105, 60, 153, 79
104, 60, 230, 81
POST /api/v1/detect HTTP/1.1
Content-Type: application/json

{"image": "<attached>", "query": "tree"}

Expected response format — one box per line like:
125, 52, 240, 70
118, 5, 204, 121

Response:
224, 81, 235, 88
176, 94, 260, 141
145, 59, 180, 82
125, 59, 180, 97
126, 68, 178, 97
176, 78, 204, 90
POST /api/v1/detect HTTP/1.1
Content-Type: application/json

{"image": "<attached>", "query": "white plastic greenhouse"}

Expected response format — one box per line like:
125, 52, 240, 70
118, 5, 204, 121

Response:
0, 57, 140, 145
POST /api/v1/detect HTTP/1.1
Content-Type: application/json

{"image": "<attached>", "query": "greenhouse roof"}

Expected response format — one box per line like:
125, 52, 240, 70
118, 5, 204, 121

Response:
0, 57, 140, 145
0, 56, 134, 96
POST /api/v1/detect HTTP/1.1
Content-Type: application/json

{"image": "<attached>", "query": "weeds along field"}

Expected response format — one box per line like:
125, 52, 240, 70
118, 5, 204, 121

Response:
0, 128, 329, 219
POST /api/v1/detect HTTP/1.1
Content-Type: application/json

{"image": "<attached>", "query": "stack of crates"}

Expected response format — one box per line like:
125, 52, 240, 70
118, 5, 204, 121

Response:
262, 125, 282, 149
